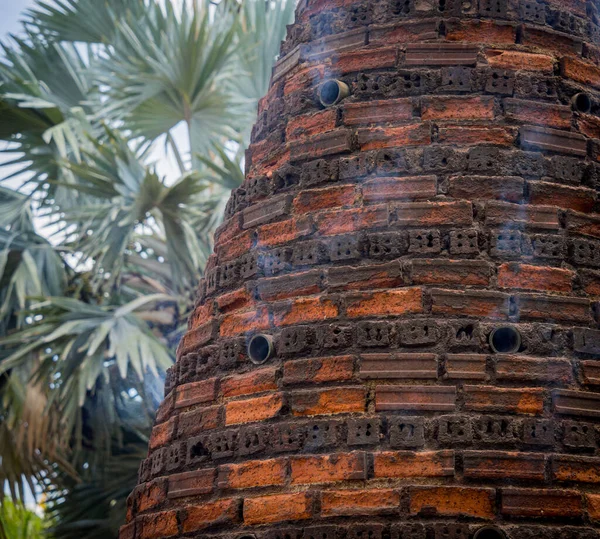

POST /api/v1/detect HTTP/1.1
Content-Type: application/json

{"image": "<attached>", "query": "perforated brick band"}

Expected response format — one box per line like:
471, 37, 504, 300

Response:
122, 1, 600, 538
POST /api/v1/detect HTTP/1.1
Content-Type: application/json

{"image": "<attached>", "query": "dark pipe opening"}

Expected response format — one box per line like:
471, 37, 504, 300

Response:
489, 326, 521, 354
319, 79, 349, 107
473, 527, 507, 539
247, 334, 274, 364
572, 92, 592, 113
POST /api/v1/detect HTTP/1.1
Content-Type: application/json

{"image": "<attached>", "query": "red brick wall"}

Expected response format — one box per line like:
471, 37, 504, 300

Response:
123, 0, 600, 537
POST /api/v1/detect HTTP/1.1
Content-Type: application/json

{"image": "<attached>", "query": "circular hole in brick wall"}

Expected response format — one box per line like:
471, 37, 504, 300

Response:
489, 326, 521, 354
572, 92, 592, 114
319, 79, 349, 107
473, 527, 507, 539
247, 334, 274, 364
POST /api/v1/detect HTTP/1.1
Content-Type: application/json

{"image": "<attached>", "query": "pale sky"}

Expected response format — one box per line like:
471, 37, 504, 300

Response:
0, 0, 35, 37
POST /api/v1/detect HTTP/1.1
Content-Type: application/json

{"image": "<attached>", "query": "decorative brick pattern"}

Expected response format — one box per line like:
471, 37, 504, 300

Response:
124, 0, 600, 537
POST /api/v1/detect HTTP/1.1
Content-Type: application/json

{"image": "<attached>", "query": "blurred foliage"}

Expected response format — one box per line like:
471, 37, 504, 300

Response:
0, 0, 295, 536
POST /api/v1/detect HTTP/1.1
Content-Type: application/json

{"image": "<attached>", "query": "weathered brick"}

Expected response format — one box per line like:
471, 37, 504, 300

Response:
294, 185, 357, 214
374, 450, 454, 479
501, 488, 582, 518
562, 56, 600, 89
485, 201, 559, 230
219, 307, 270, 337
445, 354, 487, 380
291, 387, 366, 416
463, 451, 546, 480
286, 109, 337, 142
256, 270, 322, 302
422, 96, 494, 121
215, 288, 253, 314
486, 49, 554, 73
360, 353, 438, 379
438, 125, 517, 146
409, 486, 495, 518
291, 129, 353, 161
179, 319, 218, 354
343, 98, 413, 126
168, 469, 215, 499
221, 367, 278, 399
565, 210, 600, 240
225, 393, 283, 425
587, 494, 600, 520
345, 288, 423, 318
321, 489, 400, 517
182, 498, 240, 533
446, 19, 516, 43
553, 389, 600, 418
218, 458, 286, 489
217, 230, 254, 262
552, 455, 600, 484
410, 259, 491, 286
357, 124, 432, 151
504, 98, 572, 129
256, 216, 313, 247
149, 417, 177, 450
516, 294, 591, 323
495, 355, 573, 384
498, 263, 574, 292
175, 378, 218, 409
328, 261, 403, 290
520, 125, 587, 157
335, 47, 397, 74
290, 451, 367, 484
528, 182, 596, 213
581, 361, 600, 385
316, 205, 389, 236
376, 386, 456, 412
405, 43, 478, 66
283, 355, 354, 384
464, 386, 544, 415
447, 175, 524, 203
394, 201, 473, 227
242, 194, 291, 229
273, 296, 339, 326
369, 20, 439, 46
244, 492, 313, 525
138, 510, 178, 539
137, 479, 168, 512
431, 289, 510, 319
177, 406, 220, 437
363, 176, 436, 203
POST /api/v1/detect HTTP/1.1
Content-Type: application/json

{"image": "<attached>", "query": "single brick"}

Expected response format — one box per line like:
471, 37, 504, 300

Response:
376, 386, 456, 412
218, 458, 286, 489
256, 270, 323, 302
243, 492, 313, 525
485, 201, 559, 230
360, 353, 438, 380
438, 125, 517, 146
321, 489, 400, 517
498, 263, 574, 292
501, 488, 582, 518
225, 393, 283, 425
137, 479, 168, 512
149, 417, 177, 450
316, 205, 389, 236
219, 307, 270, 337
394, 201, 473, 227
168, 469, 215, 499
447, 175, 524, 203
486, 49, 554, 73
343, 98, 413, 126
177, 406, 220, 437
290, 451, 367, 484
273, 296, 339, 326
221, 367, 278, 399
587, 494, 600, 520
256, 216, 313, 247
409, 486, 495, 518
362, 176, 437, 203
345, 288, 423, 318
294, 185, 357, 214
565, 210, 600, 240
516, 294, 591, 323
410, 259, 491, 286
182, 498, 240, 533
335, 47, 398, 74
495, 355, 573, 384
445, 354, 487, 380
504, 98, 572, 129
215, 288, 253, 314
373, 450, 454, 479
562, 56, 600, 89
328, 261, 403, 290
286, 109, 338, 142
357, 124, 432, 151
463, 451, 546, 480
421, 96, 494, 121
529, 181, 596, 213
552, 455, 600, 484
553, 389, 600, 419
283, 355, 355, 385
175, 378, 218, 409
431, 289, 510, 319
138, 510, 178, 539
291, 386, 366, 416
464, 386, 544, 415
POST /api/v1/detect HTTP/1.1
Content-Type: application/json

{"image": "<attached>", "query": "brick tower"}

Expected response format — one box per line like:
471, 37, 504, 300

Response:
122, 1, 600, 538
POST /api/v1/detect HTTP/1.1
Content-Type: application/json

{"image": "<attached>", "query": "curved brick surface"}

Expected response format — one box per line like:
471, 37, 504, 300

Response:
122, 1, 600, 538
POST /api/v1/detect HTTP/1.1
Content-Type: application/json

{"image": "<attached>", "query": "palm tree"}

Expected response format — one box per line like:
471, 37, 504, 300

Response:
0, 0, 295, 536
